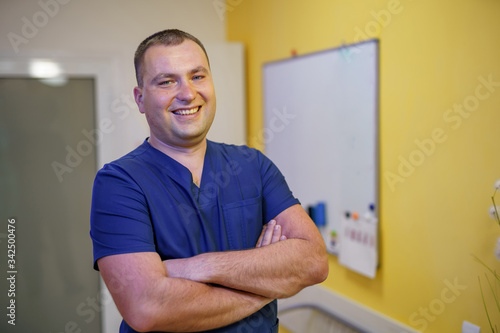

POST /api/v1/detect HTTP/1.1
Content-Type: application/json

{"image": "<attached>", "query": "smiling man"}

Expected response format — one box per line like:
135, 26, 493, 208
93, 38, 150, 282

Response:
90, 29, 328, 333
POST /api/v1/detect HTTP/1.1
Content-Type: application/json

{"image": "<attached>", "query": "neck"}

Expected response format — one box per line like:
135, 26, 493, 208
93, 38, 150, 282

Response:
148, 135, 207, 185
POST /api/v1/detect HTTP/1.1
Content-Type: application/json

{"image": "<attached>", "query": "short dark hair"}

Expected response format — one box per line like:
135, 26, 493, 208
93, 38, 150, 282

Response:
134, 29, 210, 87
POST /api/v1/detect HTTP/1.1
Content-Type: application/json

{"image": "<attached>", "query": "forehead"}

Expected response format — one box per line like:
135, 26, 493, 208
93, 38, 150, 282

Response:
142, 40, 209, 74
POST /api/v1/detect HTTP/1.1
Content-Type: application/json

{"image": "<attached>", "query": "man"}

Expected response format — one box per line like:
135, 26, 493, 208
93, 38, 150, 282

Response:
90, 29, 328, 333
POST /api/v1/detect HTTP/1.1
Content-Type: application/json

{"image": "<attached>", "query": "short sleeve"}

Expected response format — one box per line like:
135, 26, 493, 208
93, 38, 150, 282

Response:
258, 151, 300, 221
90, 164, 156, 270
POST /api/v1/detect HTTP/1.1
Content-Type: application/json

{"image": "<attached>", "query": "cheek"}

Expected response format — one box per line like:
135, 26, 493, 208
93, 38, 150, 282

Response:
150, 96, 168, 109
146, 110, 169, 128
144, 100, 172, 123
144, 90, 172, 108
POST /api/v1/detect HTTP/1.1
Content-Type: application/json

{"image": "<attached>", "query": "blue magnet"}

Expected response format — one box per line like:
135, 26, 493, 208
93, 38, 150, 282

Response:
315, 202, 326, 227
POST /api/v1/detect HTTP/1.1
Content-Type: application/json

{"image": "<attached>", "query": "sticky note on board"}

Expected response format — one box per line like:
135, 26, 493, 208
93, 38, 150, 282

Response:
338, 213, 378, 278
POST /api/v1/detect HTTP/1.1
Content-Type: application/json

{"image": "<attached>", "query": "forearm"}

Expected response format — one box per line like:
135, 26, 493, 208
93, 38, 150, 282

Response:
145, 278, 271, 332
98, 253, 271, 333
166, 238, 327, 299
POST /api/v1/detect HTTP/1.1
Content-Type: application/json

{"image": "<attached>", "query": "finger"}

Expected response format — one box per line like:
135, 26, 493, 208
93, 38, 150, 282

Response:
260, 220, 276, 247
270, 224, 282, 244
256, 226, 266, 248
256, 221, 273, 248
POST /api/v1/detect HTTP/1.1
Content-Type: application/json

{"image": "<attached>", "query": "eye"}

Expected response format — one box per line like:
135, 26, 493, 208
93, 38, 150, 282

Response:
159, 80, 174, 86
193, 75, 204, 80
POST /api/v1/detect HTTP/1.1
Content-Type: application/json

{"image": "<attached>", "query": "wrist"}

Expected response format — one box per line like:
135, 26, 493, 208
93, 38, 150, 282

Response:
165, 253, 217, 283
192, 252, 217, 283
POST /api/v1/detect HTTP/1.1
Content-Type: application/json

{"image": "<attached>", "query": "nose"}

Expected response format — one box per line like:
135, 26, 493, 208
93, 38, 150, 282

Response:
176, 80, 196, 102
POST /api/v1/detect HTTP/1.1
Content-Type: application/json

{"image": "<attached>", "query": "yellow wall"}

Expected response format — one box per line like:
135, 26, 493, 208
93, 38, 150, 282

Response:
227, 0, 500, 332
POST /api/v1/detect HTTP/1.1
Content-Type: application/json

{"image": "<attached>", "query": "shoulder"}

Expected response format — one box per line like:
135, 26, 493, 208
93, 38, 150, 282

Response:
207, 140, 265, 165
93, 140, 157, 188
99, 139, 155, 172
108, 140, 152, 166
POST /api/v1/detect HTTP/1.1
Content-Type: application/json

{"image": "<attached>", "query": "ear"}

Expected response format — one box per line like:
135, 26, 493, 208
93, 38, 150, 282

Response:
133, 86, 145, 114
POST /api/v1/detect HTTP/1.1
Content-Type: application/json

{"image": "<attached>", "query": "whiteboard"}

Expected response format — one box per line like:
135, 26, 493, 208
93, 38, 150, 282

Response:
263, 40, 379, 252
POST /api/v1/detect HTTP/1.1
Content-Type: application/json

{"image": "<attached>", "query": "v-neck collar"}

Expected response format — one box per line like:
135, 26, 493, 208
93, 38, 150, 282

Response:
141, 139, 215, 195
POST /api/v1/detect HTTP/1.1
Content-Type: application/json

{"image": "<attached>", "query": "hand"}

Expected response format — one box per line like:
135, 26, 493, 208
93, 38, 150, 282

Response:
255, 220, 287, 248
165, 219, 287, 279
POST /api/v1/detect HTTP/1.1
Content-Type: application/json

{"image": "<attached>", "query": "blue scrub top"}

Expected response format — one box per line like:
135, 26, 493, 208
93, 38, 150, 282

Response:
90, 139, 299, 333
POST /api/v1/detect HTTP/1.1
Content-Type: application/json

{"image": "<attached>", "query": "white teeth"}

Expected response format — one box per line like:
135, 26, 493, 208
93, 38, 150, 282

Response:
174, 107, 199, 115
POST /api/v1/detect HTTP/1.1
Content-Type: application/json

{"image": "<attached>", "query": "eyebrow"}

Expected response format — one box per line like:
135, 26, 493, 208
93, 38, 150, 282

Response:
190, 66, 210, 75
151, 66, 210, 83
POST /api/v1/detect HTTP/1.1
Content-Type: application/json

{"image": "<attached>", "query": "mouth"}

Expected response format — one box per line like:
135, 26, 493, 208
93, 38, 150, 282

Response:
172, 106, 200, 116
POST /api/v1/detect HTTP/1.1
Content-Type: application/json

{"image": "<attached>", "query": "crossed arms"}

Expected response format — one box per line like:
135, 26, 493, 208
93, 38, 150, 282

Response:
97, 204, 329, 332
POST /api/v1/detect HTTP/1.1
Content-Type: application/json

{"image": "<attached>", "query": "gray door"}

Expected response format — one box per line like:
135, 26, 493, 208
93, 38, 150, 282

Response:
0, 77, 101, 332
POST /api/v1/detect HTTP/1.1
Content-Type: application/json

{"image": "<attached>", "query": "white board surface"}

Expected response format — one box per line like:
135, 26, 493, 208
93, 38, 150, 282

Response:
263, 40, 379, 252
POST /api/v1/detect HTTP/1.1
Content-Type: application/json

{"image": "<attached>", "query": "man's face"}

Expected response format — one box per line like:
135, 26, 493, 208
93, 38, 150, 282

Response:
134, 40, 216, 148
